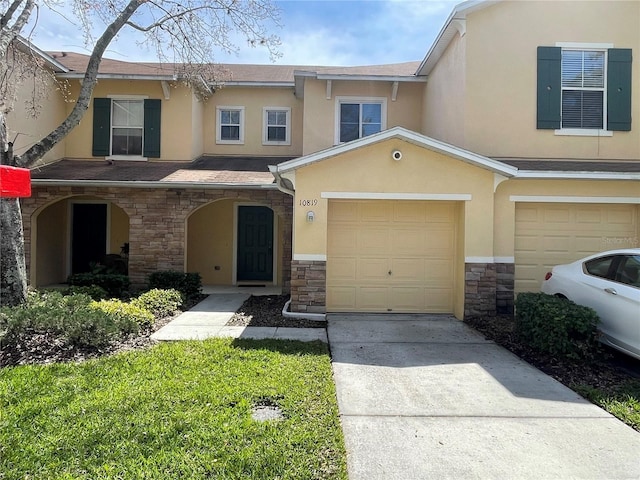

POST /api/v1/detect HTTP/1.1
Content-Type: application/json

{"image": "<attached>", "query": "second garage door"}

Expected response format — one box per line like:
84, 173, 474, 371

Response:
326, 200, 457, 313
515, 203, 638, 293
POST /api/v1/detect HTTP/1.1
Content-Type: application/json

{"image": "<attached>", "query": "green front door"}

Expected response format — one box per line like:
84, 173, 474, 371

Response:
237, 206, 274, 282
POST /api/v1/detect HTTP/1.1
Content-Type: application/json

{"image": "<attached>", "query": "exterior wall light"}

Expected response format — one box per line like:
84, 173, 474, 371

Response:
306, 211, 315, 223
392, 150, 402, 161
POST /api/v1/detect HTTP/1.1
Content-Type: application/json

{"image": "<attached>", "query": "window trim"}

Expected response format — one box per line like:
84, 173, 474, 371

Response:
555, 42, 612, 136
216, 106, 245, 145
106, 95, 148, 161
334, 96, 387, 144
262, 107, 291, 146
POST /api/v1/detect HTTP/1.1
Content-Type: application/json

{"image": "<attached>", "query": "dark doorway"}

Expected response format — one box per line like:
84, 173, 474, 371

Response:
237, 206, 274, 282
71, 203, 107, 274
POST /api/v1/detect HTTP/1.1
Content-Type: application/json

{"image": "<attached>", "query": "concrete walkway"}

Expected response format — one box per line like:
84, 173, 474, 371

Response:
151, 288, 327, 342
328, 314, 640, 480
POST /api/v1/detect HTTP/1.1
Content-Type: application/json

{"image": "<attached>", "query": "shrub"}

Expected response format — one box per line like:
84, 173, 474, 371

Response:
515, 292, 601, 361
90, 299, 153, 332
0, 290, 118, 350
147, 271, 202, 301
67, 273, 130, 299
64, 285, 109, 301
131, 288, 183, 319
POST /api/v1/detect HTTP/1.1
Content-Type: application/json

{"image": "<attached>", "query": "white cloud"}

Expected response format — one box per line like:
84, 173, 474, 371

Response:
22, 0, 460, 66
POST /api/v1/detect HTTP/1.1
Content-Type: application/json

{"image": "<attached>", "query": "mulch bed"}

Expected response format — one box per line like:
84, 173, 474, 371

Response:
226, 295, 326, 328
0, 294, 323, 368
5, 293, 639, 408
465, 315, 640, 393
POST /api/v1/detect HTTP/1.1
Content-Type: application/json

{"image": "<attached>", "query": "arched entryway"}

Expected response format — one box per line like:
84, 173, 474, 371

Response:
31, 196, 130, 286
186, 199, 283, 286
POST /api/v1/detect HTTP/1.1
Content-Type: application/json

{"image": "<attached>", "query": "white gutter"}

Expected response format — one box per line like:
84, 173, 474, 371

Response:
268, 165, 295, 196
514, 171, 640, 180
31, 179, 279, 189
220, 82, 295, 87
57, 73, 179, 81
15, 37, 69, 72
314, 73, 426, 83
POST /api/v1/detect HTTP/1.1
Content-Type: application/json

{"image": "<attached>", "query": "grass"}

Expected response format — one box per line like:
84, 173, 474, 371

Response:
0, 338, 347, 480
575, 379, 640, 431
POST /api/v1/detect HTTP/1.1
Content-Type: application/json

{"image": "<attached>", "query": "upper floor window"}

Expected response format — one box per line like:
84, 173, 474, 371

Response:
561, 50, 605, 129
336, 97, 386, 143
92, 97, 161, 159
537, 44, 632, 135
112, 99, 144, 156
216, 106, 244, 144
263, 107, 291, 145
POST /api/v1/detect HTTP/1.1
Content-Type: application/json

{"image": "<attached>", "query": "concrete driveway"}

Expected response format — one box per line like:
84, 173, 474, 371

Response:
328, 314, 640, 480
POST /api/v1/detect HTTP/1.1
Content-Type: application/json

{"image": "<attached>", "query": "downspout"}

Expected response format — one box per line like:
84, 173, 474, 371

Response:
268, 164, 295, 196
268, 164, 327, 321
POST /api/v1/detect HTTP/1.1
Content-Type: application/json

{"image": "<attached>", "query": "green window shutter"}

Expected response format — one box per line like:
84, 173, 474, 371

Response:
607, 48, 632, 132
143, 99, 161, 158
537, 46, 561, 129
92, 98, 111, 156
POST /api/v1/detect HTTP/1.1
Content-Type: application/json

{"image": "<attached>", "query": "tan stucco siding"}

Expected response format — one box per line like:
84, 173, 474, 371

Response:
301, 79, 424, 155
34, 200, 67, 286
191, 91, 204, 159
494, 178, 640, 260
292, 139, 495, 260
202, 86, 303, 157
462, 0, 640, 159
109, 204, 129, 256
422, 30, 466, 147
9, 67, 67, 166
187, 199, 235, 284
64, 80, 195, 161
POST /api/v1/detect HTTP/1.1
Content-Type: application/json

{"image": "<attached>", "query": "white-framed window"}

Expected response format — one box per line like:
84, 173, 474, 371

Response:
111, 98, 144, 157
262, 107, 291, 145
216, 106, 245, 144
335, 96, 387, 144
560, 48, 606, 130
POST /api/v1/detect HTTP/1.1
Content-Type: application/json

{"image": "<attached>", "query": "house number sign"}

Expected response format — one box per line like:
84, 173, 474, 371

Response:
299, 199, 318, 207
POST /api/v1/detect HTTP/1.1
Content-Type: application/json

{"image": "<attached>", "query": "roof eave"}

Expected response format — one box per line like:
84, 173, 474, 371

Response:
514, 171, 640, 180
15, 37, 69, 73
57, 73, 179, 81
272, 126, 518, 177
31, 179, 278, 189
416, 0, 500, 76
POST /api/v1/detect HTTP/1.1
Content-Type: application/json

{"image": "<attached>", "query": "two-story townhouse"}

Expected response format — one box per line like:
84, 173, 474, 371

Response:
16, 0, 639, 320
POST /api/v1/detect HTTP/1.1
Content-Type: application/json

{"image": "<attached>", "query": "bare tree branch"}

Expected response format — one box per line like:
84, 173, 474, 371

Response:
0, 0, 24, 29
16, 0, 144, 167
8, 0, 33, 34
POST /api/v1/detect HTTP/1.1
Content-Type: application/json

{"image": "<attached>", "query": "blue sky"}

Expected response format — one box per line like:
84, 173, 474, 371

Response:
27, 0, 461, 66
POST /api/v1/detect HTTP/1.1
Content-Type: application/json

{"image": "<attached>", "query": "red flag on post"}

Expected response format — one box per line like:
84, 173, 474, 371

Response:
0, 165, 31, 198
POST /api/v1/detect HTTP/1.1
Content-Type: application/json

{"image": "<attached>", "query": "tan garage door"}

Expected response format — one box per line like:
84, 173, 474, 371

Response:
327, 200, 457, 313
515, 203, 638, 293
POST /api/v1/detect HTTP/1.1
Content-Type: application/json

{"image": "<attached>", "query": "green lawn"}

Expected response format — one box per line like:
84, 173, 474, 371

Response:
575, 380, 640, 431
0, 339, 347, 480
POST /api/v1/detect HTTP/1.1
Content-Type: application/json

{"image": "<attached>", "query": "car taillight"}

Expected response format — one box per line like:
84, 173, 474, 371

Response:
544, 272, 552, 281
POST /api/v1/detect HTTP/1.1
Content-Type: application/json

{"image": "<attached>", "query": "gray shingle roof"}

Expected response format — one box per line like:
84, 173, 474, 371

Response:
30, 156, 295, 184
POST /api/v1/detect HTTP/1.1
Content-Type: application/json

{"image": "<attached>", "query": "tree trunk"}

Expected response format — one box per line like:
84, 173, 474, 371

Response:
0, 105, 27, 306
0, 197, 27, 306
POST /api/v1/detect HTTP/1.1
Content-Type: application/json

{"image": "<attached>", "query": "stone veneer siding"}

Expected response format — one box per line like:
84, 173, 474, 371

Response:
464, 262, 497, 319
290, 260, 326, 314
21, 185, 293, 291
495, 263, 515, 315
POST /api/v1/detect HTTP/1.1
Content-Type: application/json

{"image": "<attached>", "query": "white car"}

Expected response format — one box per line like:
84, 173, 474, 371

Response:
541, 249, 640, 360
